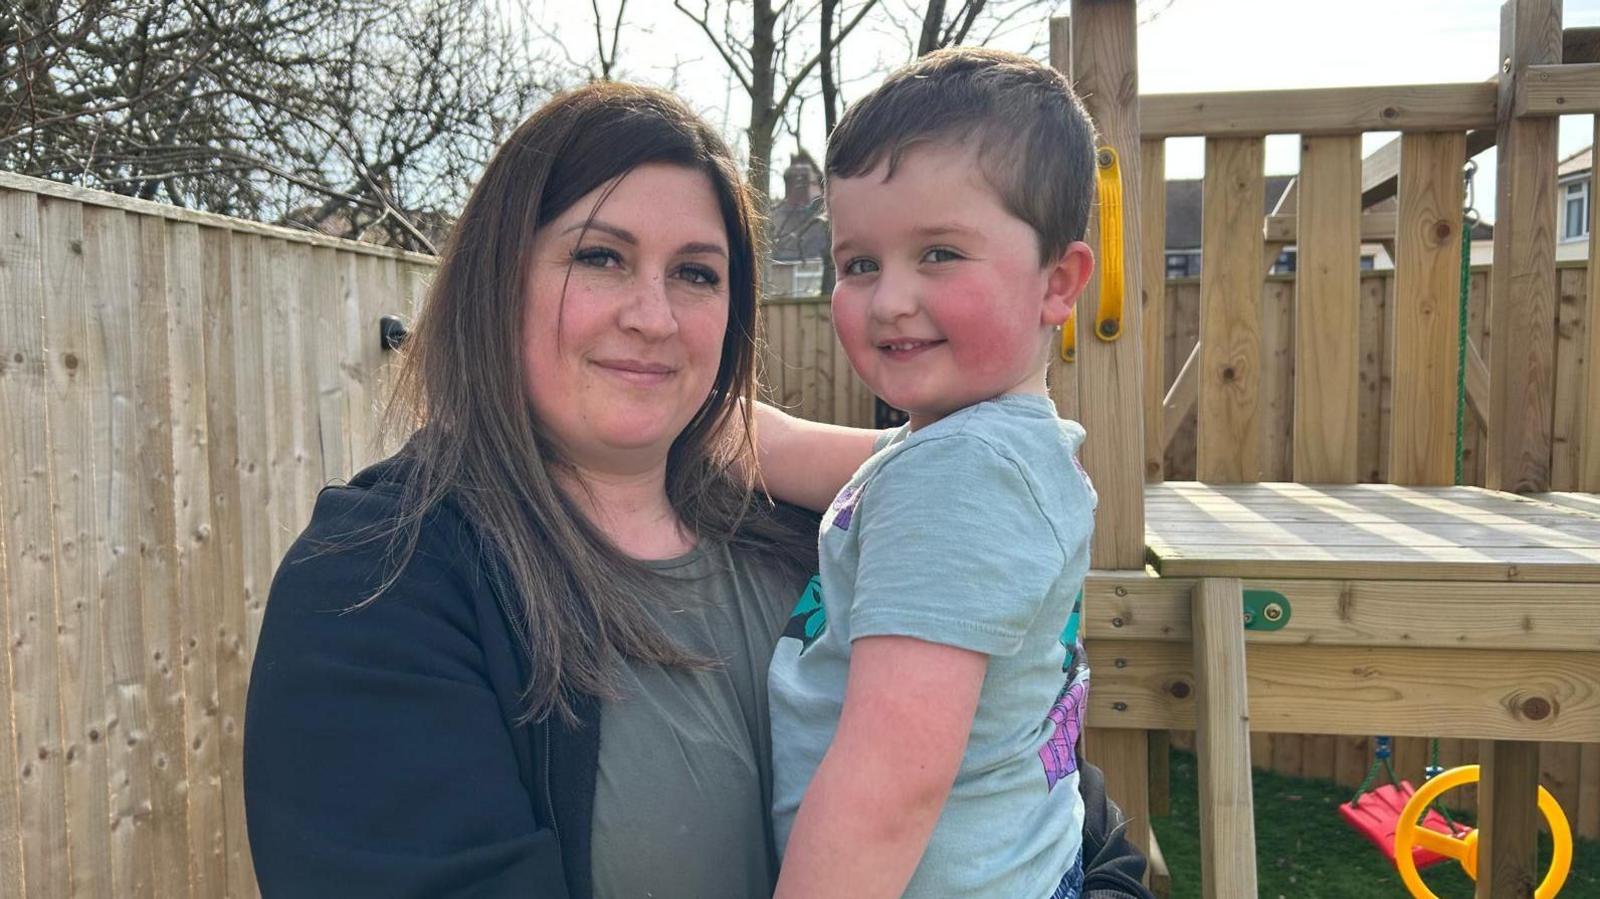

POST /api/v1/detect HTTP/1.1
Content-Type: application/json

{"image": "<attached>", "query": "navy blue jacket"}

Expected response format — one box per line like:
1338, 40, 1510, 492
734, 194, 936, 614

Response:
243, 455, 1153, 898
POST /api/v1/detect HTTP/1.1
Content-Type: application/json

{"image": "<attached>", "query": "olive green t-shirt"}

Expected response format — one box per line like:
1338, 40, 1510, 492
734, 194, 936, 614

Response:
590, 540, 808, 899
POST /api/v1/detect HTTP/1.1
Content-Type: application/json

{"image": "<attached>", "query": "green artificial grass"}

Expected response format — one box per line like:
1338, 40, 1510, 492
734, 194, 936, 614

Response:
1150, 750, 1599, 898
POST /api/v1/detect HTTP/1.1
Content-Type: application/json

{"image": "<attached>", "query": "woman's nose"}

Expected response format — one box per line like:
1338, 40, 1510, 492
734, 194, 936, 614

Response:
618, 274, 679, 339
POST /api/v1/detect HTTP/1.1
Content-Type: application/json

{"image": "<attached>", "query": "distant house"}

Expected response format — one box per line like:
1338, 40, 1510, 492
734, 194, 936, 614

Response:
766, 152, 829, 298
1468, 143, 1590, 266
1558, 144, 1592, 257
1162, 175, 1297, 277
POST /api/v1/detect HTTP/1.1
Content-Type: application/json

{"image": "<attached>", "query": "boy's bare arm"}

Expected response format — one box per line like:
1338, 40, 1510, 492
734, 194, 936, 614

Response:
752, 402, 882, 512
774, 636, 986, 899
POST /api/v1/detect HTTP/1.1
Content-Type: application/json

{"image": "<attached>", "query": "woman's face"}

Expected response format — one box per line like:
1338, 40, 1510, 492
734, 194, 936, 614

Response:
523, 163, 732, 475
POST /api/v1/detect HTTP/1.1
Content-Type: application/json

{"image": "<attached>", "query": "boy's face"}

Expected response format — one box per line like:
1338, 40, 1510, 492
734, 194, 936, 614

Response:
827, 141, 1090, 429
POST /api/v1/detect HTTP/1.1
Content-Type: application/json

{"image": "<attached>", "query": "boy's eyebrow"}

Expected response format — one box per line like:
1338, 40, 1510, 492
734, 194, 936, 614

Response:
914, 223, 982, 239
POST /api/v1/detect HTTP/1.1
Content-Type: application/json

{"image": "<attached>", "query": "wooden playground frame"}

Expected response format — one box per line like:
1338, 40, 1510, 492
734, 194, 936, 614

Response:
0, 2, 1597, 897
1058, 1, 1600, 897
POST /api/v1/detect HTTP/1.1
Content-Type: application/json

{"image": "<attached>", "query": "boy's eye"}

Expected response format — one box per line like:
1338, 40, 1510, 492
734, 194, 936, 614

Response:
572, 246, 622, 269
676, 264, 722, 287
922, 247, 963, 264
842, 257, 879, 276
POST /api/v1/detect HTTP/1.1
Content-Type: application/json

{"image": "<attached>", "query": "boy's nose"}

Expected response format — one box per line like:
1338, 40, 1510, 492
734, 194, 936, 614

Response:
867, 273, 918, 323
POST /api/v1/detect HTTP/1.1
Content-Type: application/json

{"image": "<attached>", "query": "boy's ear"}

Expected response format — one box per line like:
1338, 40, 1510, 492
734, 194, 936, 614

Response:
1040, 240, 1096, 328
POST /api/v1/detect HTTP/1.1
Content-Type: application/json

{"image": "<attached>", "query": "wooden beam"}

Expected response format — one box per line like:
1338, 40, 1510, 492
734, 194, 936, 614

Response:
1359, 130, 1497, 208
1476, 740, 1542, 899
1068, 1, 1146, 569
1085, 577, 1600, 652
1190, 578, 1257, 899
1582, 115, 1600, 492
1087, 641, 1600, 742
1513, 62, 1600, 115
1565, 26, 1600, 62
1045, 17, 1079, 425
1140, 82, 1498, 138
1488, 0, 1562, 493
1264, 211, 1397, 242
1162, 344, 1199, 451
1467, 339, 1493, 433
1198, 138, 1265, 482
1141, 139, 1167, 484
1294, 135, 1363, 483
1389, 131, 1468, 486
1085, 728, 1151, 875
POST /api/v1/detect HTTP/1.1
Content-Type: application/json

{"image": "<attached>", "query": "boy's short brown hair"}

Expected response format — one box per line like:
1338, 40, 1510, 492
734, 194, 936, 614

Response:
826, 47, 1097, 265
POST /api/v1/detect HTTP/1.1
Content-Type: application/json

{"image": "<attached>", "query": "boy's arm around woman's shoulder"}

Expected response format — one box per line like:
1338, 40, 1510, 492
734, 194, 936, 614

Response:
243, 481, 566, 898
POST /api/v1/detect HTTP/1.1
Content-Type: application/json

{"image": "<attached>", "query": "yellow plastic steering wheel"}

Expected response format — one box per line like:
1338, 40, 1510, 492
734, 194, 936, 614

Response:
1394, 764, 1573, 899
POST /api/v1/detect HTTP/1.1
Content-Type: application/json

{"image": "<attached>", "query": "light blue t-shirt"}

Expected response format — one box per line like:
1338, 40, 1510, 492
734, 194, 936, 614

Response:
769, 394, 1097, 898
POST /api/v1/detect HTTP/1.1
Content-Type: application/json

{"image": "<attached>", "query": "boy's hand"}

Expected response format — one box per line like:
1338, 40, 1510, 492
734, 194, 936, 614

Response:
749, 401, 883, 513
774, 635, 986, 899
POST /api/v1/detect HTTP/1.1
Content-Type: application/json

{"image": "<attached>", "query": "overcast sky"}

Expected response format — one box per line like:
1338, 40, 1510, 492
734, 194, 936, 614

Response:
531, 0, 1600, 223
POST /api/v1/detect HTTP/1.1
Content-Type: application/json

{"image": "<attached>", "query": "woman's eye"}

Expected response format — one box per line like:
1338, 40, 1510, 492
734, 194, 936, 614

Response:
842, 257, 879, 276
923, 247, 962, 264
677, 264, 721, 287
572, 246, 622, 268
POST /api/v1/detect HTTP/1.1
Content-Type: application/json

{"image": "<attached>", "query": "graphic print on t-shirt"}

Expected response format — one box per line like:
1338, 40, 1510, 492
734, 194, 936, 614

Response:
780, 575, 827, 654
829, 483, 862, 531
1038, 676, 1087, 791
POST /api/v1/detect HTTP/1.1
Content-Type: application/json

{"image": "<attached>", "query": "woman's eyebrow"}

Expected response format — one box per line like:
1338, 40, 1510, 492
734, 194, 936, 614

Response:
563, 220, 635, 243
561, 220, 724, 257
678, 241, 727, 257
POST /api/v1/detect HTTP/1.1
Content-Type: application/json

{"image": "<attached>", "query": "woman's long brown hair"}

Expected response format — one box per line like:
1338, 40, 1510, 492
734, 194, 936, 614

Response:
380, 82, 809, 724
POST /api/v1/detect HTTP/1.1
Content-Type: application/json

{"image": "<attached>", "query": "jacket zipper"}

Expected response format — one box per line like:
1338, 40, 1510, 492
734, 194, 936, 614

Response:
543, 722, 562, 847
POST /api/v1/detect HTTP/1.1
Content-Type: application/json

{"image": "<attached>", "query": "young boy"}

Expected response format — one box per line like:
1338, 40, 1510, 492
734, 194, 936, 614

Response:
768, 48, 1100, 898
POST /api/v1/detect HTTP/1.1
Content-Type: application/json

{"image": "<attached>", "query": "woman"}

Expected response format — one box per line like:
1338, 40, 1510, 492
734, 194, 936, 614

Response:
243, 82, 1150, 898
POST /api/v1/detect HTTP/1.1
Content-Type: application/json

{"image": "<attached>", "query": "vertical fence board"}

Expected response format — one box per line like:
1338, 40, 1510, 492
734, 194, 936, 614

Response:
1198, 137, 1266, 483
1294, 135, 1362, 483
1165, 281, 1200, 480
135, 216, 192, 899
1141, 139, 1167, 484
1390, 132, 1467, 486
1579, 742, 1600, 840
339, 252, 373, 473
285, 243, 321, 532
1583, 117, 1600, 492
231, 235, 272, 663
262, 239, 295, 573
310, 248, 349, 487
42, 196, 117, 899
1357, 275, 1387, 483
1552, 267, 1587, 490
1260, 281, 1294, 481
1, 189, 73, 898
165, 221, 227, 899
198, 227, 254, 899
87, 206, 156, 899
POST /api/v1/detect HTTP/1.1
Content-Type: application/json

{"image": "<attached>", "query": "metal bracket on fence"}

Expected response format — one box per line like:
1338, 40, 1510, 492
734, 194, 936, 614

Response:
380, 314, 410, 352
1242, 589, 1290, 631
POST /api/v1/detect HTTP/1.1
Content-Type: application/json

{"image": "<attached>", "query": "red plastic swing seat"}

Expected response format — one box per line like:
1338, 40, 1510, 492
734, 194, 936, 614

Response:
1338, 781, 1468, 870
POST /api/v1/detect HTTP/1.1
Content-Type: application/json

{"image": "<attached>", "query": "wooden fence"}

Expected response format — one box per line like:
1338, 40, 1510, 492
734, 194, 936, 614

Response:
0, 172, 430, 898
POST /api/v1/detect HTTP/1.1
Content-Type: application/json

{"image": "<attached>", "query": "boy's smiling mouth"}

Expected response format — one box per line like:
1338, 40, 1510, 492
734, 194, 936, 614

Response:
876, 338, 945, 359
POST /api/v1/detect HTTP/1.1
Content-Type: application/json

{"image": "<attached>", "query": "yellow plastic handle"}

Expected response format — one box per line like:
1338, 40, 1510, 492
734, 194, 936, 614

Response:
1060, 307, 1077, 363
1393, 765, 1573, 899
1093, 146, 1125, 343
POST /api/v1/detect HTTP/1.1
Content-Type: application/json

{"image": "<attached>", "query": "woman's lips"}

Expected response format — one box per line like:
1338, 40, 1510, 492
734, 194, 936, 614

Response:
592, 358, 676, 385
